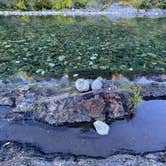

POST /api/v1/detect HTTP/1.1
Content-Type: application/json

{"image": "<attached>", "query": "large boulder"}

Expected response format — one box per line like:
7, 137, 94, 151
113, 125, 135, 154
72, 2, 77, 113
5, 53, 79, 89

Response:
14, 87, 134, 125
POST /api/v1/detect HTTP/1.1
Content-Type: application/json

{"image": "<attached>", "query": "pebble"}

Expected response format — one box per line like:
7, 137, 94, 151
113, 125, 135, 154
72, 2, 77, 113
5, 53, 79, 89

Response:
75, 79, 90, 92
93, 120, 110, 135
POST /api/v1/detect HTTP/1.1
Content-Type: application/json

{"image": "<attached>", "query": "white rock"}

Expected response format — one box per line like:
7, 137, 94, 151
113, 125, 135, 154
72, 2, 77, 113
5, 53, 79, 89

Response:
91, 79, 103, 90
97, 76, 103, 81
93, 120, 110, 135
75, 79, 90, 92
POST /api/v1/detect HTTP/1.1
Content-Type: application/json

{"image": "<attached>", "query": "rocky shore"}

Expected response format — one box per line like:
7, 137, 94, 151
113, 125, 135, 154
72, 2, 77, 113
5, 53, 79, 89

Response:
0, 76, 166, 125
0, 3, 166, 20
0, 76, 166, 165
0, 79, 135, 125
1, 142, 166, 166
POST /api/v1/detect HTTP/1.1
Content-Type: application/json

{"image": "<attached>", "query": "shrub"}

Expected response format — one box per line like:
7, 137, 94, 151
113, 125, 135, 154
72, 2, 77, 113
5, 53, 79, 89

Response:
129, 0, 158, 9
0, 2, 7, 9
16, 0, 26, 10
129, 0, 143, 9
65, 0, 72, 8
26, 0, 37, 10
73, 0, 89, 8
156, 0, 166, 9
2, 0, 166, 10
41, 0, 52, 9
52, 0, 65, 10
101, 0, 114, 10
33, 0, 52, 10
52, 0, 72, 10
139, 0, 153, 9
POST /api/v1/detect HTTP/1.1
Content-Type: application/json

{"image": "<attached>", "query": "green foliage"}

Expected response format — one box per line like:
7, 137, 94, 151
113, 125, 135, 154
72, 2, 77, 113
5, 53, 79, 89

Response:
126, 0, 166, 9
86, 0, 99, 8
129, 0, 143, 9
139, 0, 153, 9
65, 0, 72, 8
73, 0, 88, 8
26, 0, 36, 10
16, 0, 26, 10
156, 0, 166, 9
128, 0, 153, 9
52, 0, 65, 10
131, 85, 142, 109
52, 0, 72, 10
31, 0, 52, 10
40, 0, 52, 9
1, 0, 166, 10
101, 0, 113, 10
0, 2, 7, 9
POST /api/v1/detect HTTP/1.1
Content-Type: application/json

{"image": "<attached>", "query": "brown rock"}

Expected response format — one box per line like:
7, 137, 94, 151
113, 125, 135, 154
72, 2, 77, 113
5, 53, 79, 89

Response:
80, 95, 105, 118
103, 92, 125, 119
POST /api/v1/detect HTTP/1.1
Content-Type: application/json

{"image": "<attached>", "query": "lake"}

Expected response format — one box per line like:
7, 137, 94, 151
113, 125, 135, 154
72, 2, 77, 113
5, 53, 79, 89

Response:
0, 16, 165, 80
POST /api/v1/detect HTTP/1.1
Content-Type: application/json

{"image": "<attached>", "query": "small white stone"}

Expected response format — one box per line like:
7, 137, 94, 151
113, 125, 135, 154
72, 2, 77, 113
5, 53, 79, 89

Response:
73, 74, 79, 77
48, 63, 55, 67
93, 120, 110, 135
75, 79, 90, 92
91, 79, 103, 90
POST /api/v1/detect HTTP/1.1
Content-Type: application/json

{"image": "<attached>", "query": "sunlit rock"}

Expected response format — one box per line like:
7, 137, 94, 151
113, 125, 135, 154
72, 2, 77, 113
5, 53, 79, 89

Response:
91, 78, 103, 91
93, 120, 110, 135
75, 79, 90, 92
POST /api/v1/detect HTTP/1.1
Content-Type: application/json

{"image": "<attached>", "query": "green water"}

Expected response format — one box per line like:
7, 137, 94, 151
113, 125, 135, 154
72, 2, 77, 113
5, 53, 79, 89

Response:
0, 16, 166, 80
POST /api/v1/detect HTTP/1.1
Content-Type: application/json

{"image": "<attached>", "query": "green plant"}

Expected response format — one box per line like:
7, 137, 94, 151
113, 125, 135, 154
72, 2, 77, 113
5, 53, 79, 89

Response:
102, 0, 113, 10
86, 0, 100, 8
130, 84, 142, 109
29, 0, 52, 10
0, 2, 7, 9
65, 0, 72, 8
129, 0, 153, 9
41, 0, 52, 9
52, 0, 63, 10
73, 0, 89, 8
129, 0, 143, 9
16, 0, 26, 10
140, 0, 153, 8
26, 0, 36, 10
114, 82, 142, 112
156, 0, 166, 9
52, 0, 72, 10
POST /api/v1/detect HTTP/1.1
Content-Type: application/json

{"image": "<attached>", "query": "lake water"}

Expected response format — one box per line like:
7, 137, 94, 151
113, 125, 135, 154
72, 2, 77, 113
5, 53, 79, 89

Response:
0, 16, 166, 80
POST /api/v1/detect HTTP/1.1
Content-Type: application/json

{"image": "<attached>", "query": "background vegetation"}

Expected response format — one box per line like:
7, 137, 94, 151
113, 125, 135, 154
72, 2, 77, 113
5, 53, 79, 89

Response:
0, 0, 166, 10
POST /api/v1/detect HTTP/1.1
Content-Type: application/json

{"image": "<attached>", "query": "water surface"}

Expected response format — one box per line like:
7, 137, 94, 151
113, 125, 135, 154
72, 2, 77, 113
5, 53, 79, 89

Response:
0, 100, 166, 157
0, 16, 166, 80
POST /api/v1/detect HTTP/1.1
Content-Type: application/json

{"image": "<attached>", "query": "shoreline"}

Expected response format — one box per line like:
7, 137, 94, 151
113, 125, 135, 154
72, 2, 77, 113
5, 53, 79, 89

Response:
0, 75, 166, 125
0, 76, 166, 165
0, 3, 166, 19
